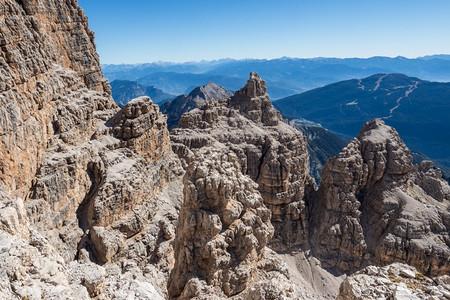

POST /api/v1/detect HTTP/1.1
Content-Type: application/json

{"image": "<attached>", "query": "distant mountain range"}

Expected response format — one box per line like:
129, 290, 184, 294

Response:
103, 55, 450, 99
110, 80, 174, 106
419, 54, 450, 60
136, 72, 244, 96
275, 73, 450, 169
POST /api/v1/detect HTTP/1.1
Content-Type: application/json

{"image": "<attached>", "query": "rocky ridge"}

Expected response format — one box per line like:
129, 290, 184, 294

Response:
171, 73, 314, 251
168, 75, 450, 298
167, 72, 314, 298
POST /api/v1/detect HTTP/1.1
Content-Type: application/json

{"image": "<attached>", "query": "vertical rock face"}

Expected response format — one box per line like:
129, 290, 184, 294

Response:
313, 138, 368, 271
8, 0, 108, 92
0, 0, 111, 198
1, 1, 184, 298
168, 148, 293, 299
313, 119, 450, 275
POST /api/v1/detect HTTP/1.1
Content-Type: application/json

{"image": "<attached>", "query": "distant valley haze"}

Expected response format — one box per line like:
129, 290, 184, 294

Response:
103, 56, 450, 99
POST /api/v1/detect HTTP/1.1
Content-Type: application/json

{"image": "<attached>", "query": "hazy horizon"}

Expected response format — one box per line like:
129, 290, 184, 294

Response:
78, 0, 450, 64
99, 54, 450, 66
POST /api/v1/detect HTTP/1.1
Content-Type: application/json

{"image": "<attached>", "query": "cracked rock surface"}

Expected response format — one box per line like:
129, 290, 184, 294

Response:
1, 1, 450, 299
171, 72, 315, 252
313, 119, 450, 275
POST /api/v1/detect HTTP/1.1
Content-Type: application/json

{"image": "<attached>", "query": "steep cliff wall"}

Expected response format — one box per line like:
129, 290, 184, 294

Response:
0, 0, 111, 198
0, 1, 184, 298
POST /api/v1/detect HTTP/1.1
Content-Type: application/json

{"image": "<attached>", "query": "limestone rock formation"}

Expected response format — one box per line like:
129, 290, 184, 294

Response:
167, 72, 315, 298
228, 72, 281, 126
25, 91, 184, 295
168, 148, 293, 299
313, 119, 450, 275
2, 0, 450, 299
0, 188, 170, 299
160, 82, 233, 130
337, 263, 450, 300
1, 1, 184, 298
0, 0, 110, 199
414, 160, 450, 202
171, 72, 314, 252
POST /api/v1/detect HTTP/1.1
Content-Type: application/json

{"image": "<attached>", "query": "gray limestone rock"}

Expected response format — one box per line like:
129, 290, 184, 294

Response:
1, 0, 450, 298
337, 263, 450, 300
172, 72, 314, 252
313, 119, 450, 275
0, 1, 184, 298
168, 148, 293, 299
415, 160, 450, 202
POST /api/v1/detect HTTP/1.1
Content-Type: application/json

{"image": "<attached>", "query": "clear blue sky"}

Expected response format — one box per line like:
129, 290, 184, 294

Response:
78, 0, 450, 64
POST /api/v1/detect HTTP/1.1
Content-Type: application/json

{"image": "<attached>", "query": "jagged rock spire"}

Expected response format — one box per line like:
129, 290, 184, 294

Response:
312, 118, 450, 275
169, 73, 311, 297
229, 72, 281, 126
235, 72, 267, 98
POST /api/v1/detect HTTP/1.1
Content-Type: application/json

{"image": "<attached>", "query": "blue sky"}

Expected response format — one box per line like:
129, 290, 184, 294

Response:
78, 0, 450, 64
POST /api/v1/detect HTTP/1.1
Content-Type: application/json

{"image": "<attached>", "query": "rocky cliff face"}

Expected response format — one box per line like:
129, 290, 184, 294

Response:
168, 148, 293, 299
313, 119, 450, 276
0, 0, 111, 198
2, 1, 450, 299
160, 82, 233, 130
1, 1, 184, 299
0, 1, 114, 197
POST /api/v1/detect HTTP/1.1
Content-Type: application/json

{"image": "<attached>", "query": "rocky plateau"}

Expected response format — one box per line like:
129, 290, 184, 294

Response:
1, 1, 449, 299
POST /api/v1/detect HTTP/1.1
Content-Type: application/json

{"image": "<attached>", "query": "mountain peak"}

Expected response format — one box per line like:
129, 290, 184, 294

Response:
314, 117, 449, 275
203, 81, 219, 87
357, 118, 391, 141
187, 81, 232, 102
161, 82, 232, 129
358, 118, 413, 175
235, 72, 267, 98
229, 72, 280, 126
